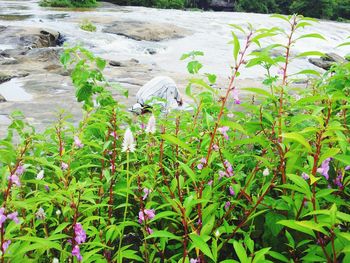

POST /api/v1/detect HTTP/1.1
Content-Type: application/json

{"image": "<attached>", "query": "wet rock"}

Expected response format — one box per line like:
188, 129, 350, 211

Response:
0, 72, 29, 84
309, 52, 347, 70
145, 48, 157, 55
109, 59, 139, 67
0, 95, 6, 103
109, 60, 122, 67
0, 26, 61, 49
25, 47, 63, 63
0, 73, 12, 84
209, 0, 234, 11
0, 55, 18, 65
103, 20, 191, 41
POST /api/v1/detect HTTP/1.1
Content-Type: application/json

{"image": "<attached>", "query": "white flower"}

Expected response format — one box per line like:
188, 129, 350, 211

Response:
35, 207, 46, 220
52, 258, 59, 263
121, 128, 136, 153
56, 210, 61, 216
215, 230, 220, 238
263, 168, 270, 176
36, 170, 44, 180
145, 115, 156, 134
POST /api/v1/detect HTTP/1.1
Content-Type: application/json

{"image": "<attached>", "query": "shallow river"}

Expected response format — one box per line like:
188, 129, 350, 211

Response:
0, 0, 349, 136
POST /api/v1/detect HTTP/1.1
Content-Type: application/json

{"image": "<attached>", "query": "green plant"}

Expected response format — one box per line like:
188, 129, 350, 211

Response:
80, 20, 97, 32
0, 15, 349, 263
39, 0, 97, 8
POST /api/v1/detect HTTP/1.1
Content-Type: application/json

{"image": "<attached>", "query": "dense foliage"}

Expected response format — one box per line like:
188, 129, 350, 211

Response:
1, 15, 350, 262
39, 0, 98, 8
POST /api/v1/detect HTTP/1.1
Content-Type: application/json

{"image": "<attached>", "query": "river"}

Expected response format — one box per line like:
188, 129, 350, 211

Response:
0, 0, 349, 136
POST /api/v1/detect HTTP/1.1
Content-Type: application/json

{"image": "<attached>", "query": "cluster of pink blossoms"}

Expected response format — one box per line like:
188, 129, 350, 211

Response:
138, 208, 155, 234
72, 223, 86, 262
9, 165, 25, 186
219, 160, 234, 179
0, 208, 20, 254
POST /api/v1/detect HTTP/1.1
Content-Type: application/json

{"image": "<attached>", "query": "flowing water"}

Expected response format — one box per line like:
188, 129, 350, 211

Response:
1, 0, 349, 78
0, 0, 349, 136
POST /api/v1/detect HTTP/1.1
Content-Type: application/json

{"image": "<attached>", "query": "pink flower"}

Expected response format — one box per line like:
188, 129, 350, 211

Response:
2, 240, 11, 253
218, 170, 226, 180
142, 188, 152, 200
61, 162, 69, 170
15, 165, 25, 175
197, 157, 207, 170
110, 131, 118, 139
190, 259, 198, 263
138, 209, 155, 223
301, 172, 309, 180
146, 227, 153, 234
218, 126, 229, 140
74, 136, 84, 149
9, 174, 21, 186
0, 208, 7, 225
72, 245, 82, 262
229, 186, 235, 196
232, 89, 241, 104
74, 223, 86, 245
345, 166, 350, 171
317, 158, 331, 180
212, 144, 219, 151
207, 180, 213, 186
7, 212, 19, 224
225, 201, 231, 210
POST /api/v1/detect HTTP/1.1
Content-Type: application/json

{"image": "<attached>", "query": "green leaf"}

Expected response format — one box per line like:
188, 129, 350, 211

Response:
268, 251, 289, 263
292, 69, 321, 77
231, 32, 240, 62
161, 134, 194, 154
282, 132, 312, 152
96, 57, 106, 71
296, 33, 326, 41
146, 230, 181, 240
179, 162, 197, 187
233, 241, 248, 263
270, 14, 290, 23
333, 155, 350, 166
242, 87, 274, 99
337, 42, 350, 47
229, 24, 245, 33
319, 148, 340, 165
187, 61, 203, 74
296, 51, 324, 58
189, 234, 214, 261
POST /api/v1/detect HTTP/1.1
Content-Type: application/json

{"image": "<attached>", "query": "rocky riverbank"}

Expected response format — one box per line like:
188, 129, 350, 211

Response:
1, 0, 349, 137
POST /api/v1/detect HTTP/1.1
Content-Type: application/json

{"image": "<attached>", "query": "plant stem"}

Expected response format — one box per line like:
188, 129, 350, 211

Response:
118, 151, 130, 261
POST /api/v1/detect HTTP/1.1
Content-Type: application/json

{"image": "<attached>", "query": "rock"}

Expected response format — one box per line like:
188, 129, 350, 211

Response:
145, 48, 157, 55
0, 94, 6, 103
103, 20, 191, 42
109, 59, 139, 67
0, 73, 11, 84
0, 26, 62, 50
209, 0, 234, 11
324, 52, 347, 63
0, 72, 29, 84
25, 47, 63, 63
309, 52, 347, 70
109, 60, 122, 67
